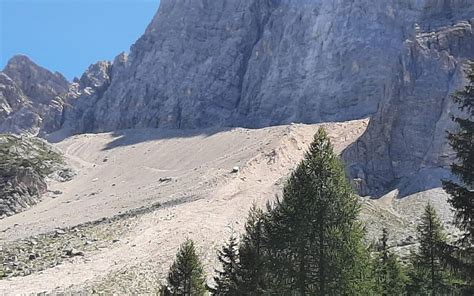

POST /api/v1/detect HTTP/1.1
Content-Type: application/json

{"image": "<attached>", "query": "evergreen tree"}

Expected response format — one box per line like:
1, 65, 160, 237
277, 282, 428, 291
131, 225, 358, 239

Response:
374, 228, 407, 296
407, 204, 456, 295
209, 235, 239, 296
164, 239, 207, 296
442, 60, 474, 293
235, 206, 268, 295
263, 127, 373, 295
443, 61, 474, 244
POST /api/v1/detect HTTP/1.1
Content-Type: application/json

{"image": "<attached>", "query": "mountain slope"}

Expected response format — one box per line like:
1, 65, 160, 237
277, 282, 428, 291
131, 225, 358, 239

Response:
0, 120, 370, 293
65, 1, 473, 133
0, 119, 456, 293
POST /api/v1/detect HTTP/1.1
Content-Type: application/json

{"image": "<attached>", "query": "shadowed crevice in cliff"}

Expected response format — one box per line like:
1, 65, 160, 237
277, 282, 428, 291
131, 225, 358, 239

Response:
352, 166, 452, 199
394, 168, 453, 198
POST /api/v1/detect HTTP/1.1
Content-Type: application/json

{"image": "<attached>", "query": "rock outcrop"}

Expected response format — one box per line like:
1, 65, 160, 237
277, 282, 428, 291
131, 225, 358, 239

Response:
59, 61, 112, 135
343, 18, 474, 197
0, 55, 69, 136
0, 134, 73, 218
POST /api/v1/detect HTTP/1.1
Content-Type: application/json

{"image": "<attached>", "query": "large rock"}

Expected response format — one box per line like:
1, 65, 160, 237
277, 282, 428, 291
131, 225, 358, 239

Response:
0, 134, 72, 218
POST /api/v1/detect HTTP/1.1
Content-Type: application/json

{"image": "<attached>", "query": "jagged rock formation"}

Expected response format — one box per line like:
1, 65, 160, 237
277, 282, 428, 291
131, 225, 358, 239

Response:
0, 55, 69, 136
343, 19, 474, 197
60, 61, 113, 134
1, 0, 473, 196
0, 134, 73, 218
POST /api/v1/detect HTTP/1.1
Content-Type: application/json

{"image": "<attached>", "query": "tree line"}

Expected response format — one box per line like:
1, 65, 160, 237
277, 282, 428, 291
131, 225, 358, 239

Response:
160, 62, 474, 295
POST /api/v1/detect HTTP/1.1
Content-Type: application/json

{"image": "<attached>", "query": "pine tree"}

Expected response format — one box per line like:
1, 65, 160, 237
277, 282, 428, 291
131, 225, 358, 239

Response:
164, 239, 207, 296
442, 60, 474, 293
235, 206, 268, 295
209, 235, 239, 296
374, 228, 407, 296
263, 127, 373, 295
443, 61, 474, 244
408, 204, 455, 295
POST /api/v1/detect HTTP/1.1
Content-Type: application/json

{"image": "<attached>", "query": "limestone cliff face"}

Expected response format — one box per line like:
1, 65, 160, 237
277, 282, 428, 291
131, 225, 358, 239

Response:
68, 0, 278, 131
343, 18, 474, 197
65, 0, 472, 134
0, 55, 69, 136
0, 73, 28, 123
68, 0, 416, 130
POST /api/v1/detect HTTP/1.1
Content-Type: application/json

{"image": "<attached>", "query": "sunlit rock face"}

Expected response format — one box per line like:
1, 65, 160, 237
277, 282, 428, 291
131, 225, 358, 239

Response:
68, 0, 419, 130
65, 0, 472, 134
0, 55, 69, 136
60, 61, 113, 135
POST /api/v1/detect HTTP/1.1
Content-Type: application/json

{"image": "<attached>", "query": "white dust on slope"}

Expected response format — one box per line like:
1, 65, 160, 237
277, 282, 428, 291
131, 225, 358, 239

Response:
1, 120, 370, 293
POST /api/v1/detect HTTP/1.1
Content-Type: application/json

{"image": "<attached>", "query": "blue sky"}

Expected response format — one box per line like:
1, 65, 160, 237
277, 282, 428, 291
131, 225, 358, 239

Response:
0, 0, 160, 80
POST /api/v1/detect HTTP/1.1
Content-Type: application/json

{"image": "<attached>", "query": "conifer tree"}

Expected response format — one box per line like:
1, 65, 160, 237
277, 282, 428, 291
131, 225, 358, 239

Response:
164, 239, 207, 296
374, 228, 407, 296
443, 61, 474, 244
235, 206, 268, 295
407, 204, 455, 295
209, 235, 239, 296
442, 60, 474, 293
264, 127, 373, 295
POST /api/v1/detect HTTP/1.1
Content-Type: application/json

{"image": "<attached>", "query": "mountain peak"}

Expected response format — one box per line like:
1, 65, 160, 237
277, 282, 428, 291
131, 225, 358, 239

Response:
5, 54, 67, 87
4, 54, 35, 69
0, 54, 70, 135
2, 54, 69, 101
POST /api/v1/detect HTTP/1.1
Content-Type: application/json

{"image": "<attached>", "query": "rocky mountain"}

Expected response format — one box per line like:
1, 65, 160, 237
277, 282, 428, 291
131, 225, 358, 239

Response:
0, 55, 69, 136
1, 0, 473, 196
0, 1, 473, 292
60, 0, 473, 129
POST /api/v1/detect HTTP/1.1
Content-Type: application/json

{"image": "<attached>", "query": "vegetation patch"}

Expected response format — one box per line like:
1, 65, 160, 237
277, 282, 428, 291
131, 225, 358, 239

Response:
0, 134, 74, 218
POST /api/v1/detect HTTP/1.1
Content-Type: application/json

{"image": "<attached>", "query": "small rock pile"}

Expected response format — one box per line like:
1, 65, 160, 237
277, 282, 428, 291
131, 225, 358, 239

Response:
0, 201, 161, 278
